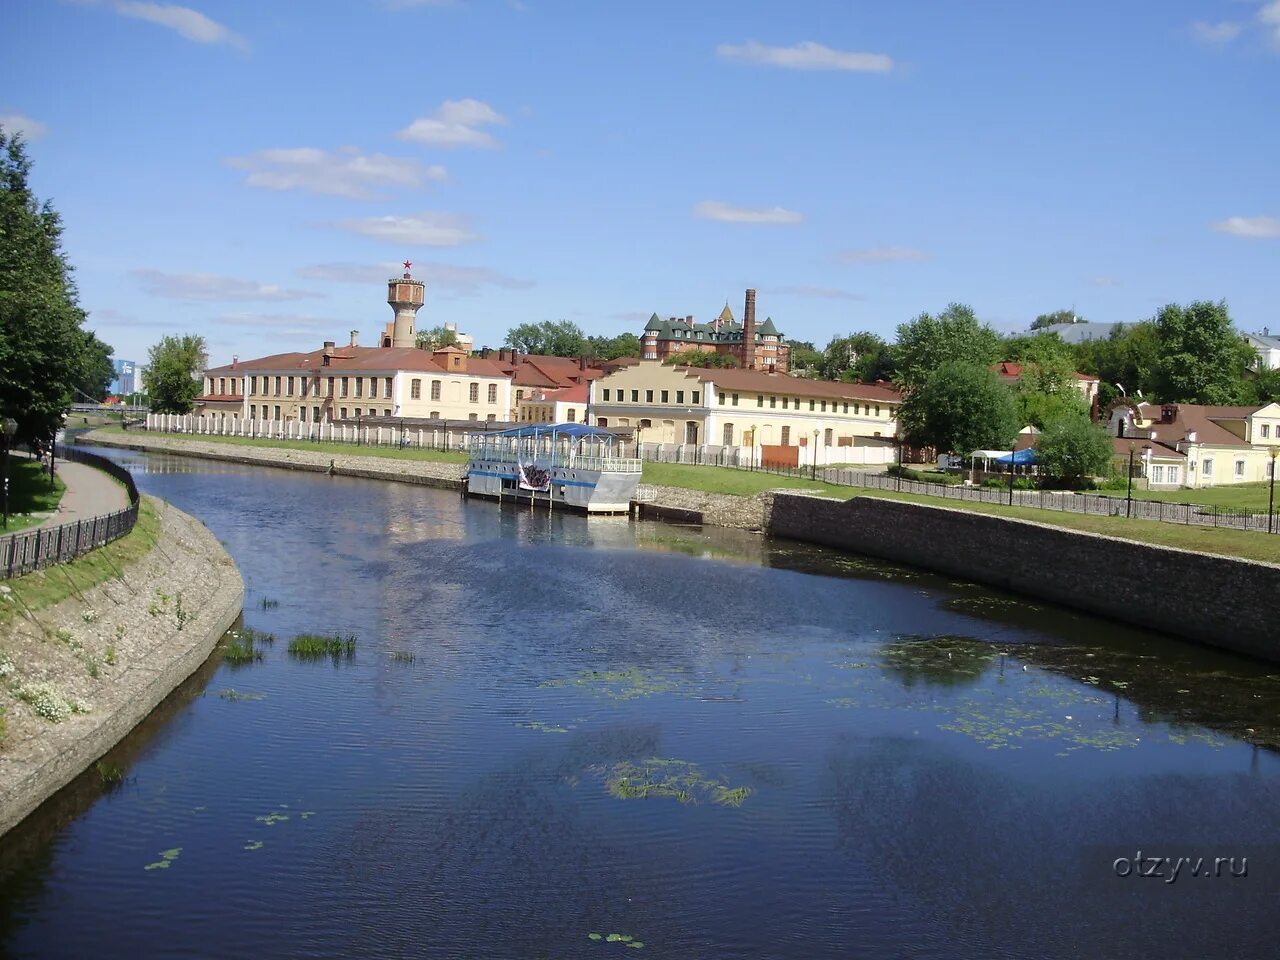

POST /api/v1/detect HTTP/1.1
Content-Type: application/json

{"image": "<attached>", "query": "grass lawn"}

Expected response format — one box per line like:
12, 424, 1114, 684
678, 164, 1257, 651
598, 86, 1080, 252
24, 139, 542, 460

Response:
639, 462, 1280, 565
89, 426, 468, 464
0, 497, 160, 627
1126, 481, 1275, 512
2, 457, 67, 533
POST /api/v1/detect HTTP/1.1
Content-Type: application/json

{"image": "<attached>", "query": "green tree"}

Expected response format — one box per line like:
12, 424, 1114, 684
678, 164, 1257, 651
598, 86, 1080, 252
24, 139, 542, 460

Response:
1035, 415, 1114, 486
586, 332, 641, 361
893, 304, 1001, 392
787, 340, 823, 374
900, 361, 1019, 455
74, 330, 116, 402
143, 335, 206, 413
0, 126, 92, 448
663, 349, 737, 368
1001, 332, 1089, 428
415, 325, 459, 351
1248, 367, 1280, 404
1071, 321, 1160, 409
820, 332, 894, 382
503, 319, 587, 357
1151, 301, 1254, 404
1030, 309, 1083, 331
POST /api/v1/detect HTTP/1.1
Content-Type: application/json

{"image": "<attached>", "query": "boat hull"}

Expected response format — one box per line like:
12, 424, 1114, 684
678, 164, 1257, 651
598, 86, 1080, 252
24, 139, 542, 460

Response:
465, 460, 640, 514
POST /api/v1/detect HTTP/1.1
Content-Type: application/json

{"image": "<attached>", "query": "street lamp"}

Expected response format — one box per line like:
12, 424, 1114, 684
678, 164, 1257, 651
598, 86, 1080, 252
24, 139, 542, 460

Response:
749, 424, 758, 471
1125, 441, 1137, 518
1008, 441, 1017, 506
1269, 446, 1279, 535
812, 429, 820, 481
2, 417, 17, 529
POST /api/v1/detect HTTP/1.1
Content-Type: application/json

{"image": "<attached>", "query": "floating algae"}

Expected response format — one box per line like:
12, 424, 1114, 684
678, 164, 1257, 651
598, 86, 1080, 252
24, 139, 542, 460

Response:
541, 667, 683, 701
601, 758, 751, 807
587, 932, 644, 948
255, 812, 289, 826
243, 840, 263, 851
217, 689, 266, 702
143, 847, 182, 871
515, 720, 574, 734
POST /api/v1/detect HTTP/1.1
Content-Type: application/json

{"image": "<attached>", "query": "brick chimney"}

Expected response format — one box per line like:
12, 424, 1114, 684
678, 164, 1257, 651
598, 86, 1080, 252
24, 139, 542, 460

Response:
349, 329, 359, 348
579, 355, 588, 371
742, 289, 757, 370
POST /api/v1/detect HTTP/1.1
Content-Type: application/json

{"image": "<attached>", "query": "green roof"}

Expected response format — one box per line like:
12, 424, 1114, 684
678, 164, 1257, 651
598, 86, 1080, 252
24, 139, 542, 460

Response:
758, 316, 779, 335
644, 312, 664, 332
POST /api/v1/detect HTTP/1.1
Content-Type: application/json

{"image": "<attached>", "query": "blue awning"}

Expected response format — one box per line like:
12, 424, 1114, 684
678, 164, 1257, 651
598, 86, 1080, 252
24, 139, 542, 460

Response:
472, 422, 615, 440
994, 448, 1038, 465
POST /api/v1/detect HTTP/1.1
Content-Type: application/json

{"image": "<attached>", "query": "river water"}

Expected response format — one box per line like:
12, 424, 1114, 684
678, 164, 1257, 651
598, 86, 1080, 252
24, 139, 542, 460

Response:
2, 447, 1278, 959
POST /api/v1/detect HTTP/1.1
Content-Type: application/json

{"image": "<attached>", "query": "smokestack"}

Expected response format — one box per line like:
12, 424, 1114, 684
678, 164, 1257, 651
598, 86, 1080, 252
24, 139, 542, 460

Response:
231, 356, 238, 368
579, 355, 588, 371
686, 315, 694, 328
743, 288, 757, 370
349, 329, 359, 348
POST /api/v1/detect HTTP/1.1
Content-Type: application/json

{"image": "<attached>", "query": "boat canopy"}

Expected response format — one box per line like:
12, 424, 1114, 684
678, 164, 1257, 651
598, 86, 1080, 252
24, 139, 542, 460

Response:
472, 422, 615, 440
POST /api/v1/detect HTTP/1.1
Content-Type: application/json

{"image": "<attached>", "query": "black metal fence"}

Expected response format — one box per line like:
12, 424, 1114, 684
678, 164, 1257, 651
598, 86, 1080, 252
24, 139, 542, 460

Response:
1, 445, 141, 580
703, 458, 1280, 535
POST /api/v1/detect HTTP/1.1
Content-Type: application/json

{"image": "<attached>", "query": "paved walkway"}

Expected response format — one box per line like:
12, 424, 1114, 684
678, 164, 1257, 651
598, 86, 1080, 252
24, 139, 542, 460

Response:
31, 455, 130, 530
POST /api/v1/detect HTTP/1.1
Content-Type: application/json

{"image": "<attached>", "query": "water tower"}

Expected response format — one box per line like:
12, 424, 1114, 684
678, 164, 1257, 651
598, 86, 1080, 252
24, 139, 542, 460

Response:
388, 260, 425, 348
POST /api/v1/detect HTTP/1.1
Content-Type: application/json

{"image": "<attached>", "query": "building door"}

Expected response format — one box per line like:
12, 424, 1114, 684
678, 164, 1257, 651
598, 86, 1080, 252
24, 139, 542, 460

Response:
685, 421, 699, 444
781, 425, 791, 446
723, 423, 734, 446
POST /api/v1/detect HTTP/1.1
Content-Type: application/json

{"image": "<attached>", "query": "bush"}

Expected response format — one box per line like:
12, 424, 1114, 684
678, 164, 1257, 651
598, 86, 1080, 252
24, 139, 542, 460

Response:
887, 464, 964, 486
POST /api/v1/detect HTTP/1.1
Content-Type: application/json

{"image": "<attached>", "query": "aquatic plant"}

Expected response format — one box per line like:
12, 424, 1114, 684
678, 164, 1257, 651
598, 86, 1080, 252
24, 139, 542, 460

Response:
587, 933, 644, 948
218, 689, 266, 702
287, 632, 356, 661
243, 840, 264, 851
602, 758, 751, 807
515, 720, 573, 733
541, 667, 682, 701
143, 848, 182, 871
258, 597, 279, 610
95, 760, 126, 784
255, 812, 289, 826
221, 636, 262, 665
390, 651, 415, 664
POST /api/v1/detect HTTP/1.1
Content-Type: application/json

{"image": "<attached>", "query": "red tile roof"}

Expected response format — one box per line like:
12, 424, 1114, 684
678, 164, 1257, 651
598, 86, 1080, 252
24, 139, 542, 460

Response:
993, 361, 1098, 382
680, 366, 902, 402
205, 346, 507, 378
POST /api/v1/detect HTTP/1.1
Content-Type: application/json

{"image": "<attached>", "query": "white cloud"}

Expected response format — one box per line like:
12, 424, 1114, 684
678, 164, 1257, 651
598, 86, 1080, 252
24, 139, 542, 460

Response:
1210, 215, 1280, 238
133, 270, 325, 301
298, 260, 532, 295
396, 99, 506, 148
1091, 276, 1121, 288
1191, 20, 1242, 44
1261, 1, 1280, 46
716, 40, 893, 73
112, 2, 248, 51
0, 113, 48, 141
332, 213, 479, 247
834, 246, 930, 263
225, 147, 445, 199
772, 285, 862, 300
693, 200, 804, 224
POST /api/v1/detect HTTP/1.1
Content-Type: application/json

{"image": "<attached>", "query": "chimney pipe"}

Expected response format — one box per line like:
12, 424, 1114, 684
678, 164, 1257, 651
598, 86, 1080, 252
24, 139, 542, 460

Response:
349, 329, 359, 348
579, 355, 588, 371
231, 355, 238, 368
686, 315, 694, 328
742, 288, 757, 370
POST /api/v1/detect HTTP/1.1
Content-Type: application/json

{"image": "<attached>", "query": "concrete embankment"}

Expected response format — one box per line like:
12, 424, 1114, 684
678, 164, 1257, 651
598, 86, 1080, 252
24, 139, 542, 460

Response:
0, 497, 244, 837
83, 430, 467, 490
767, 492, 1280, 660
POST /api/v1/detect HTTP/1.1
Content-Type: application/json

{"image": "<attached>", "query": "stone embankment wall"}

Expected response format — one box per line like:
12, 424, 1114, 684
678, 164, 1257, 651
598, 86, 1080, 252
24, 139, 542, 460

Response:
85, 431, 466, 490
768, 492, 1280, 660
637, 487, 777, 531
0, 497, 244, 837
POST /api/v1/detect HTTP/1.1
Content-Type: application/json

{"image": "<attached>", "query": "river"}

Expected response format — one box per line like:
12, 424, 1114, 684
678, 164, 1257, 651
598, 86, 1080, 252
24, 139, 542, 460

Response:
2, 446, 1278, 959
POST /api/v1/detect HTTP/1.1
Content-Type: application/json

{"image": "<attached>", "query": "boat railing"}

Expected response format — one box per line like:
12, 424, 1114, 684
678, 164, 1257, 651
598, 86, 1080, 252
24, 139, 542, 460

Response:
469, 448, 642, 473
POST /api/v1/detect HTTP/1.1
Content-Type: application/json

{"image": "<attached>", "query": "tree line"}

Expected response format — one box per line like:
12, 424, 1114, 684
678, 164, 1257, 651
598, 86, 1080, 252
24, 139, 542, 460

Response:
0, 128, 116, 453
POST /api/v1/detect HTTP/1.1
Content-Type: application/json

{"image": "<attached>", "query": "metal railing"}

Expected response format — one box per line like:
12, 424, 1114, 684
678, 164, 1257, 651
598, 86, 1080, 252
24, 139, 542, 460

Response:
1, 445, 141, 579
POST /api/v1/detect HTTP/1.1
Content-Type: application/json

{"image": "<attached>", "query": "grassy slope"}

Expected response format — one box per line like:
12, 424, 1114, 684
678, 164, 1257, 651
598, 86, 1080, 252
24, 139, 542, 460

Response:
3, 458, 67, 533
90, 426, 467, 464
639, 462, 1280, 565
1127, 481, 1275, 511
0, 497, 160, 627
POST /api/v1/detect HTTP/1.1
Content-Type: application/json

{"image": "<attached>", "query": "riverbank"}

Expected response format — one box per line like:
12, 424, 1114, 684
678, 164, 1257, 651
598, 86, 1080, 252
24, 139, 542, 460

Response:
0, 496, 244, 837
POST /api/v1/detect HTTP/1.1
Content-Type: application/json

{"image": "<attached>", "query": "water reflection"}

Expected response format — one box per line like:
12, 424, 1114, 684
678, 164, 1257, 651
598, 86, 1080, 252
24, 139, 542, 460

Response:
1, 446, 1277, 959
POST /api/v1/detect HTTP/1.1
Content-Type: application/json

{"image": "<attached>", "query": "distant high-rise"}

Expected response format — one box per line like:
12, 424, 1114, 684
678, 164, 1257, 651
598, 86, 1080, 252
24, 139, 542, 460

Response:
110, 358, 137, 396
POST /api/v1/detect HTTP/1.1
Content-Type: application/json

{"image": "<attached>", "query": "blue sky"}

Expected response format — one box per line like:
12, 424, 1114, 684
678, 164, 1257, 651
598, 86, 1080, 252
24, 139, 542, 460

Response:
4, 0, 1279, 368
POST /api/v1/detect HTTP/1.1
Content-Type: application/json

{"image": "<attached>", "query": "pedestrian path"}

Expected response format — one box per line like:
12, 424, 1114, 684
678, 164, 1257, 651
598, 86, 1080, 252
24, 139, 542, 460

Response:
32, 456, 130, 530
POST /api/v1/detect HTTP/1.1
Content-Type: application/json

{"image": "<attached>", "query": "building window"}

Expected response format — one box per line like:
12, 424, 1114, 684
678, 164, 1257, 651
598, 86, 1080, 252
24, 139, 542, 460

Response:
516, 389, 525, 401
355, 378, 363, 398
411, 379, 422, 399
487, 413, 496, 422
468, 413, 478, 421
757, 395, 764, 407
370, 378, 378, 399
842, 402, 848, 413
1152, 464, 1164, 483
723, 423, 734, 445
488, 383, 497, 403
327, 377, 335, 397
313, 406, 320, 423
1202, 459, 1213, 476
809, 399, 816, 411
676, 390, 684, 404
385, 377, 393, 397
825, 428, 833, 446
355, 408, 362, 418
661, 390, 669, 403
631, 389, 639, 402
781, 426, 791, 446
769, 396, 777, 408
301, 379, 309, 398
719, 392, 726, 405
1235, 460, 1245, 477
646, 390, 654, 403
249, 404, 257, 419
430, 411, 439, 419
603, 389, 611, 401
692, 391, 699, 404
732, 393, 739, 406
274, 376, 282, 396
567, 408, 576, 421
340, 407, 347, 419
274, 405, 281, 420
432, 380, 442, 401
284, 376, 293, 397
1263, 424, 1271, 439
340, 377, 349, 398
469, 383, 479, 402
782, 397, 788, 409
1169, 466, 1180, 484
299, 407, 307, 423
875, 404, 881, 416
